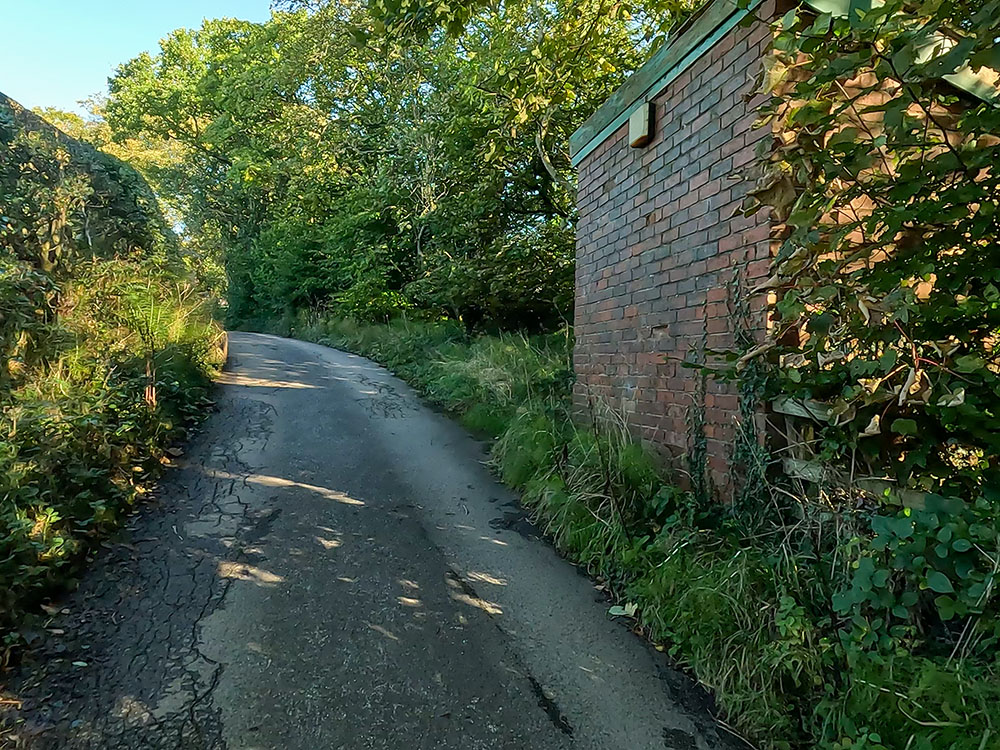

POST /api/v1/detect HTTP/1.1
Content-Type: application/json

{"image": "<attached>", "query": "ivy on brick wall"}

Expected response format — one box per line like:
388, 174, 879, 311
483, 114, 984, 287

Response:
742, 1, 1000, 746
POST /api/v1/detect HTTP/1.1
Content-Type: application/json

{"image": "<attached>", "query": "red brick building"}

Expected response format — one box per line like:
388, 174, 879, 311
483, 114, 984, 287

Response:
570, 0, 780, 496
570, 0, 998, 498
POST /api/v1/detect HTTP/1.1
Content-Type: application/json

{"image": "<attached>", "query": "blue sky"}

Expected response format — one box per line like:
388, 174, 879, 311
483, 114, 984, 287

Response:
0, 0, 273, 113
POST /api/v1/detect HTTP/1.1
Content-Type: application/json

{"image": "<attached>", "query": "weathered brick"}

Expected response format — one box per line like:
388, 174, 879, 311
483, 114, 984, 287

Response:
573, 1, 780, 502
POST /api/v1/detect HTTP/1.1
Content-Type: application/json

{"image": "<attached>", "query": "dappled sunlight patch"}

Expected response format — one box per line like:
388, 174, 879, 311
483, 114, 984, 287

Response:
448, 591, 504, 616
445, 572, 503, 616
206, 469, 366, 506
314, 535, 341, 550
216, 371, 318, 389
217, 562, 284, 586
0, 694, 23, 711
366, 623, 399, 641
112, 695, 152, 723
247, 474, 365, 505
465, 571, 507, 586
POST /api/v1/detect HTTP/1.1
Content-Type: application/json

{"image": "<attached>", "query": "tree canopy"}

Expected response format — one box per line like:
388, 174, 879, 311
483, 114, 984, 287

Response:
105, 0, 695, 330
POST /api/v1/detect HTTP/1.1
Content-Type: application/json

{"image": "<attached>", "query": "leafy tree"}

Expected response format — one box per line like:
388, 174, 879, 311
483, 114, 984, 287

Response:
105, 0, 694, 329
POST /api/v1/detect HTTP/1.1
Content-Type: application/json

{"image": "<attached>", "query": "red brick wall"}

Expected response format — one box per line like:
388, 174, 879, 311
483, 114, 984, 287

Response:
572, 8, 775, 497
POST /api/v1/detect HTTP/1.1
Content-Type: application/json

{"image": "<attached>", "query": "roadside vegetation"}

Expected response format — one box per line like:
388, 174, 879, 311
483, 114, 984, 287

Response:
278, 311, 998, 750
0, 95, 223, 663
54, 0, 1000, 747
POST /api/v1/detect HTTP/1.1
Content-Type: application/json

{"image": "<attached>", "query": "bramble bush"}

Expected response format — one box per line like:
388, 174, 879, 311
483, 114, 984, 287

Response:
735, 2, 1000, 747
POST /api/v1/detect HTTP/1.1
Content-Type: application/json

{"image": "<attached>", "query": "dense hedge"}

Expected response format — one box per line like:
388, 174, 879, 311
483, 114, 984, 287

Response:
0, 94, 223, 659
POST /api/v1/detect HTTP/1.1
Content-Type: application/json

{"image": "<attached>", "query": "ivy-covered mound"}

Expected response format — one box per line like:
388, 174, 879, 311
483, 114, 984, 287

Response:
0, 94, 223, 660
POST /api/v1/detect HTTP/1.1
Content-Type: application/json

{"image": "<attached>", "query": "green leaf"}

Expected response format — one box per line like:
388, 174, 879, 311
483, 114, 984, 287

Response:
890, 419, 918, 436
779, 8, 798, 30
832, 591, 853, 613
608, 602, 638, 617
808, 12, 832, 36
954, 355, 985, 373
927, 571, 954, 594
807, 312, 834, 336
879, 350, 897, 371
952, 538, 972, 552
971, 45, 1000, 72
934, 595, 956, 621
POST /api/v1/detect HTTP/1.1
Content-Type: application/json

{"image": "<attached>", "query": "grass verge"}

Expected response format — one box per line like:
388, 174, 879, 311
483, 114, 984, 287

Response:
272, 312, 998, 750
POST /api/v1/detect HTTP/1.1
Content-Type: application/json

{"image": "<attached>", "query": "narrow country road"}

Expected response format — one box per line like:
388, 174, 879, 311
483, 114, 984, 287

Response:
2, 333, 744, 750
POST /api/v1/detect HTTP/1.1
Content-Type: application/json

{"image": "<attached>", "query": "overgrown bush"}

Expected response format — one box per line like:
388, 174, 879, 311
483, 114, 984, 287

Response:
735, 3, 1000, 747
0, 94, 222, 660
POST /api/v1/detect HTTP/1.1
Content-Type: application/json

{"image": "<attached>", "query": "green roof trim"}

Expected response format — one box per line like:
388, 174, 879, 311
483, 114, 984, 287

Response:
570, 0, 999, 168
569, 0, 760, 167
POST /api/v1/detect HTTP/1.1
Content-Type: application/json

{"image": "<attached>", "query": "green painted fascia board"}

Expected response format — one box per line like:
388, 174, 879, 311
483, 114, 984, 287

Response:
800, 0, 855, 14
948, 67, 1000, 104
571, 0, 999, 168
569, 0, 763, 167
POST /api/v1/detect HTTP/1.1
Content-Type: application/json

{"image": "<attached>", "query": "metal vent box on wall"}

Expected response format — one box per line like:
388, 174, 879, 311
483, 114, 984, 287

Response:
628, 102, 653, 148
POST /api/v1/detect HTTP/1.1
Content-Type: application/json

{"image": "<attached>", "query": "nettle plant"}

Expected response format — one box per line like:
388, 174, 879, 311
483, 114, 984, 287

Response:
749, 0, 1000, 671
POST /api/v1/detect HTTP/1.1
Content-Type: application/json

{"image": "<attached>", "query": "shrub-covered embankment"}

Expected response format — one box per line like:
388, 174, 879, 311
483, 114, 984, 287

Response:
0, 94, 223, 660
275, 313, 998, 750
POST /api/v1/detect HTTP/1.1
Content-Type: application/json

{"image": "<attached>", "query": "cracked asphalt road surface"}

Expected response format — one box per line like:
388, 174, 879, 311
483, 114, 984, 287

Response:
1, 332, 745, 750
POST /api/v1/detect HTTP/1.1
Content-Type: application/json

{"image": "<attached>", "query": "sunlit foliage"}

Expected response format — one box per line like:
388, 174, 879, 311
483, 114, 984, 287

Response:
0, 94, 222, 657
105, 0, 696, 330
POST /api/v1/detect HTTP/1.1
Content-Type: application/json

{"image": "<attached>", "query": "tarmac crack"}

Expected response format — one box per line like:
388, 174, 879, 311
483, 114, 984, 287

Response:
0, 397, 274, 750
